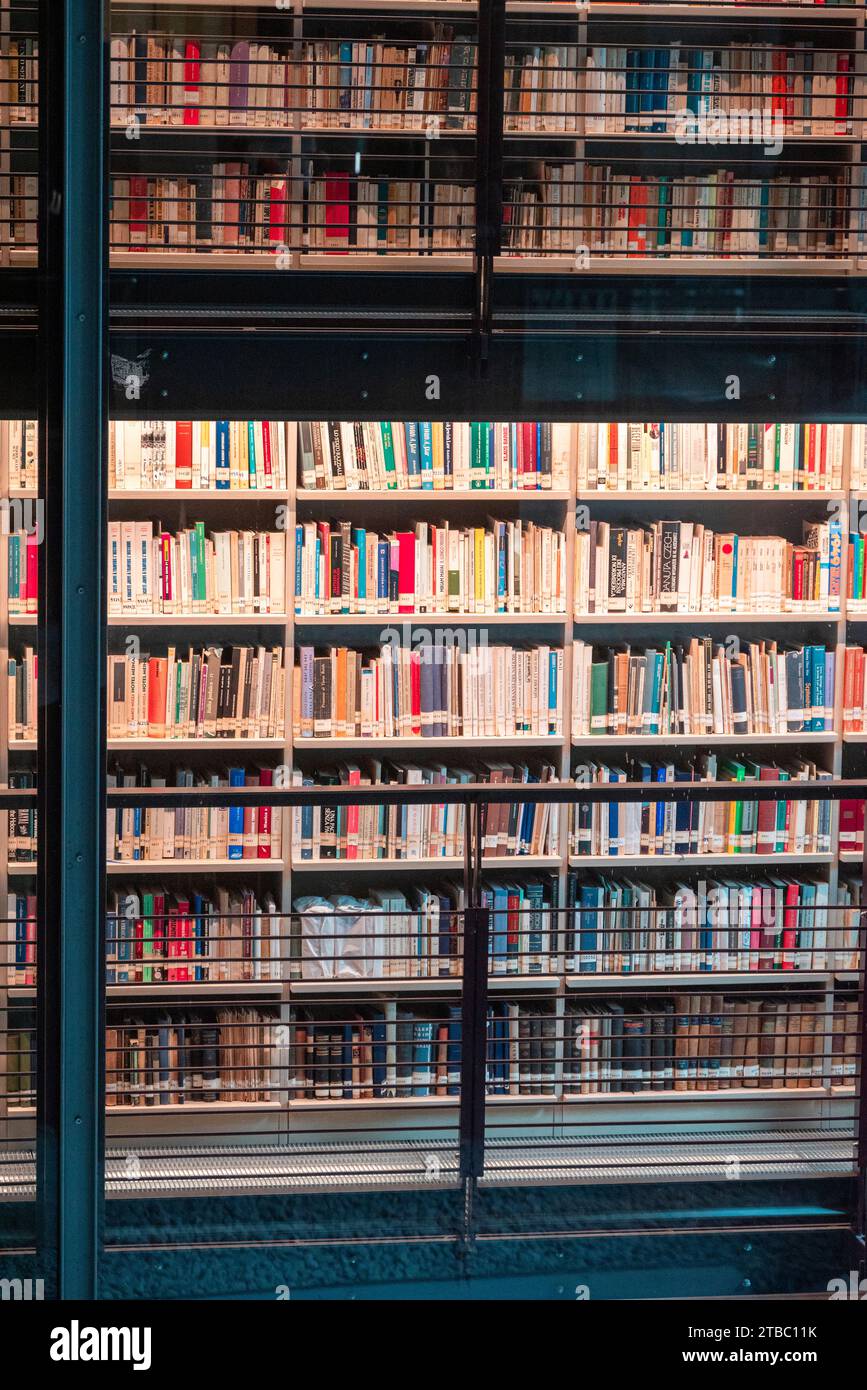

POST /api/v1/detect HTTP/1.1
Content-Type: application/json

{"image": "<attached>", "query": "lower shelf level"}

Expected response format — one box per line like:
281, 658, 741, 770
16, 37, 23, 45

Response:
0, 1125, 854, 1200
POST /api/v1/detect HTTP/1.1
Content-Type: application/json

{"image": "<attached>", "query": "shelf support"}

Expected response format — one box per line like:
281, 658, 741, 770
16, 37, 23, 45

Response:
37, 0, 108, 1301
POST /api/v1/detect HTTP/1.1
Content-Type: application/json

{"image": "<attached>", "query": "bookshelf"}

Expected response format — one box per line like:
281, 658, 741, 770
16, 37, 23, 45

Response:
3, 415, 863, 1181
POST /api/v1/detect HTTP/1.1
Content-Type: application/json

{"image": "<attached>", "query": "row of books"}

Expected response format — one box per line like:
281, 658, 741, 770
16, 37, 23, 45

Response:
846, 530, 867, 604
7, 648, 36, 743
78, 418, 851, 495
840, 645, 867, 732
293, 643, 564, 740
564, 996, 856, 1094
105, 1009, 276, 1106
5, 892, 35, 985
569, 756, 832, 858
7, 773, 35, 863
571, 640, 835, 738
1, 175, 36, 248
293, 519, 567, 616
504, 46, 579, 132
574, 518, 842, 615
6, 530, 38, 616
289, 760, 560, 861
298, 419, 571, 492
107, 523, 287, 617
105, 646, 287, 743
565, 873, 860, 975
583, 45, 853, 137
4, 419, 38, 490
505, 165, 848, 258
6, 1029, 33, 1105
109, 419, 289, 491
292, 877, 560, 980
109, 169, 476, 254
288, 1004, 460, 1100
577, 422, 845, 492
109, 31, 477, 132
105, 886, 278, 986
106, 766, 283, 866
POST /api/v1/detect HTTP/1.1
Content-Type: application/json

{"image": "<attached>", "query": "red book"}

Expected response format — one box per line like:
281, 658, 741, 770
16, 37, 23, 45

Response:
152, 891, 166, 982
324, 172, 350, 252
756, 765, 779, 855
175, 420, 193, 488
262, 419, 273, 487
781, 883, 799, 971
268, 177, 288, 245
257, 767, 273, 859
183, 41, 201, 126
345, 765, 360, 861
771, 50, 786, 124
835, 53, 851, 135
839, 798, 865, 853
25, 533, 38, 613
129, 175, 149, 247
174, 896, 193, 983
397, 531, 416, 613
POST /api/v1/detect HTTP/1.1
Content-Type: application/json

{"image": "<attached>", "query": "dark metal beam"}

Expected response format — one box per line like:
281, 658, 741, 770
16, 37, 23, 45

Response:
37, 0, 108, 1301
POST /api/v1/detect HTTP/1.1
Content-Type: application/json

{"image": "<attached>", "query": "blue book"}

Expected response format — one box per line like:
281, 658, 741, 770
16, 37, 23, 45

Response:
215, 420, 230, 489
447, 1006, 462, 1094
339, 42, 353, 114
404, 423, 421, 480
247, 421, 257, 488
579, 884, 601, 974
377, 540, 389, 602
420, 421, 434, 488
548, 651, 558, 732
192, 892, 207, 981
352, 527, 366, 604
342, 1023, 354, 1099
228, 767, 245, 859
412, 1020, 434, 1096
803, 646, 814, 731
652, 49, 670, 132
372, 1020, 387, 1096
491, 884, 509, 973
294, 525, 303, 612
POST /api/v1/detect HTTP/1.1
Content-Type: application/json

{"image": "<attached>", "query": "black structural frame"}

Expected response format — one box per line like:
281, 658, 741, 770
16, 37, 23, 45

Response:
16, 0, 867, 1298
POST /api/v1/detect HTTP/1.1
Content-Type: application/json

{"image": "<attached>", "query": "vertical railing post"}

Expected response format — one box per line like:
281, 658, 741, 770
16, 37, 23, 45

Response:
855, 809, 867, 1273
473, 0, 506, 369
459, 798, 490, 1256
37, 0, 108, 1300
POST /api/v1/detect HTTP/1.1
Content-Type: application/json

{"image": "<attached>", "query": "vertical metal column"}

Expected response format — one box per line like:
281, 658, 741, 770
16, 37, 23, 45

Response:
459, 798, 490, 1222
473, 0, 506, 368
855, 814, 867, 1272
37, 0, 107, 1300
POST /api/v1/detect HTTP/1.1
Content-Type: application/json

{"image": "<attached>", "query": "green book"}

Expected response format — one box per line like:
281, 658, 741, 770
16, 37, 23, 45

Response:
142, 890, 155, 985
589, 661, 608, 734
380, 421, 396, 486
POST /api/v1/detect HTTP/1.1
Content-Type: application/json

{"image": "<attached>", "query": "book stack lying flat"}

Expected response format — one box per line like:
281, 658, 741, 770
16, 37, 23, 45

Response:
109, 420, 289, 491
565, 873, 859, 975
106, 765, 283, 864
294, 519, 566, 615
569, 756, 832, 858
574, 519, 842, 614
563, 995, 856, 1095
107, 646, 287, 741
105, 1008, 277, 1106
294, 643, 564, 739
576, 422, 845, 492
105, 886, 279, 985
108, 524, 286, 616
571, 639, 835, 737
290, 760, 560, 861
298, 420, 572, 491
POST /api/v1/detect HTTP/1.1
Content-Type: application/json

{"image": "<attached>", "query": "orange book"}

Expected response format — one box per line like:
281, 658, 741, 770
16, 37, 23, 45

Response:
147, 657, 168, 738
